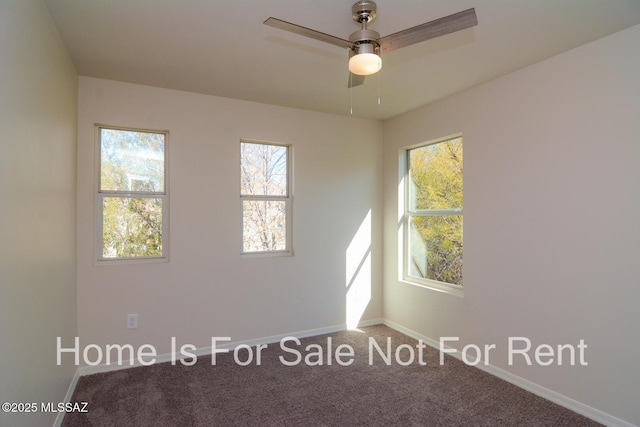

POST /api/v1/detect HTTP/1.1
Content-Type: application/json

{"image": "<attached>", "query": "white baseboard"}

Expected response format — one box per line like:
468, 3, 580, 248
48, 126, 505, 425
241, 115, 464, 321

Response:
75, 319, 387, 377
76, 322, 352, 376
355, 317, 384, 328
53, 367, 81, 427
382, 319, 637, 427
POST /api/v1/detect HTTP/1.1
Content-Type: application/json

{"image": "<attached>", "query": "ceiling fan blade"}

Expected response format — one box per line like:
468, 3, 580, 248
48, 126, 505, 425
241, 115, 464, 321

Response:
264, 17, 355, 49
378, 8, 477, 53
348, 73, 365, 88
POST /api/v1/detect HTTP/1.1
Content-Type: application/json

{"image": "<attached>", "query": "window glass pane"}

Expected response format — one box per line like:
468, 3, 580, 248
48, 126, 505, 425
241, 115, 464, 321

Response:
242, 200, 287, 252
100, 128, 165, 192
102, 197, 163, 258
241, 142, 287, 196
408, 215, 463, 286
408, 138, 462, 211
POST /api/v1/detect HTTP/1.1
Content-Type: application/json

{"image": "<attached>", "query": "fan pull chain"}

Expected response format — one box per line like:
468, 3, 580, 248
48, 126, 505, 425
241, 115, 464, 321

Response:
350, 74, 353, 115
377, 50, 382, 105
377, 68, 381, 105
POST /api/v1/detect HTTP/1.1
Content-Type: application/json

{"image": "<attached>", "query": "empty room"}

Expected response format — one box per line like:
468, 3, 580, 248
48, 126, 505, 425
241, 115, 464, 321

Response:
1, 0, 639, 426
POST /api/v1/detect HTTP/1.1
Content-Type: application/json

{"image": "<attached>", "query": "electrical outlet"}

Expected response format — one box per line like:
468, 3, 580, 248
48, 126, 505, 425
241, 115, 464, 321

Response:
127, 313, 138, 329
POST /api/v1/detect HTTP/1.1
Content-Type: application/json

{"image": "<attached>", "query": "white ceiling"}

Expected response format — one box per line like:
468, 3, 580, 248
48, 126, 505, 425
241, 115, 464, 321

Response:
45, 0, 640, 120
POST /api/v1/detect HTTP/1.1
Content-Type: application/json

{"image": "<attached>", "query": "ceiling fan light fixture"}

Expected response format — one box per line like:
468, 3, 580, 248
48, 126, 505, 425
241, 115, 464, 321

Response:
349, 53, 381, 75
348, 44, 381, 76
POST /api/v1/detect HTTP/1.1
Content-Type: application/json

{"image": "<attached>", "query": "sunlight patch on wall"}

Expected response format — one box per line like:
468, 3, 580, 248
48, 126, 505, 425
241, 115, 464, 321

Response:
346, 210, 372, 329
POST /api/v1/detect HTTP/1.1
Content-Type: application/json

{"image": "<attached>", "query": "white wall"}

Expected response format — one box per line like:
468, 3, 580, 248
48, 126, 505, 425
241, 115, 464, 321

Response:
0, 0, 78, 426
76, 77, 383, 357
382, 24, 640, 425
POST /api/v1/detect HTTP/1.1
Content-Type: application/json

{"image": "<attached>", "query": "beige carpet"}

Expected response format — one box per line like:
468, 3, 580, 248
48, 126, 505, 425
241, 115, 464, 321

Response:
63, 325, 601, 426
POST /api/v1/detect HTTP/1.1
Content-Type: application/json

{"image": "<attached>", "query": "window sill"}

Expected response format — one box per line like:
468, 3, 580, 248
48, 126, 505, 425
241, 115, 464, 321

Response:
95, 256, 168, 266
240, 250, 293, 259
400, 277, 464, 298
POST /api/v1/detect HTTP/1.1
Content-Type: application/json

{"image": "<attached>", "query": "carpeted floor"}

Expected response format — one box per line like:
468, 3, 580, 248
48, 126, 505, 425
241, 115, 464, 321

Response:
62, 325, 601, 426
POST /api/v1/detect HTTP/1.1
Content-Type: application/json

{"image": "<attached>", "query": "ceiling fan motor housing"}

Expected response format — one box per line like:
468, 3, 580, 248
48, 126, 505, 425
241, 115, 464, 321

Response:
349, 28, 380, 44
349, 29, 381, 57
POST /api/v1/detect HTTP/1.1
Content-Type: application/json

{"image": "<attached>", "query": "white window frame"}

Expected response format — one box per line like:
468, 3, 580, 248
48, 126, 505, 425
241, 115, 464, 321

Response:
95, 125, 169, 264
240, 140, 293, 257
402, 134, 463, 297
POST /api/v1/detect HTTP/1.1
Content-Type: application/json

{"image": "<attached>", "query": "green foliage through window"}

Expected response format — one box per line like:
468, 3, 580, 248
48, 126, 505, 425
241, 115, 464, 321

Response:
407, 137, 463, 286
99, 127, 167, 259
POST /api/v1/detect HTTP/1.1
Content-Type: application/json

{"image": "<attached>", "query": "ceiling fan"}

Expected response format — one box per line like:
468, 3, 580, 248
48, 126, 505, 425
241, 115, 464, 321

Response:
264, 1, 478, 87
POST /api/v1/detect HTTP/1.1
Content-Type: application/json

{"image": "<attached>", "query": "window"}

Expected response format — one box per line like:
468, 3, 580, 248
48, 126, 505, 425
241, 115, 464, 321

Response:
240, 141, 291, 254
404, 136, 463, 290
97, 126, 168, 261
